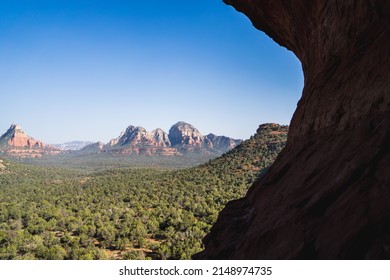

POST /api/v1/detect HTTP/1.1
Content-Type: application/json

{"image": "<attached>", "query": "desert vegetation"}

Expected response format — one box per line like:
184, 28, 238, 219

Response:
0, 124, 287, 259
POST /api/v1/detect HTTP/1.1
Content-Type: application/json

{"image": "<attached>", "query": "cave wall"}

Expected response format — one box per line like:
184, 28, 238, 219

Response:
194, 0, 390, 259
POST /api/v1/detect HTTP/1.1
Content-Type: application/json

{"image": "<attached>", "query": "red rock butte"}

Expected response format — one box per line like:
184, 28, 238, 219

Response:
194, 0, 390, 259
6, 124, 44, 148
0, 124, 61, 158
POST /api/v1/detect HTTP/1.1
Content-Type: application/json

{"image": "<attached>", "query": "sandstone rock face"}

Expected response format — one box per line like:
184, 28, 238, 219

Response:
195, 0, 390, 259
105, 125, 178, 156
168, 121, 243, 154
150, 128, 171, 147
0, 124, 61, 158
109, 126, 171, 148
100, 122, 242, 156
0, 124, 43, 148
168, 122, 205, 147
112, 126, 152, 147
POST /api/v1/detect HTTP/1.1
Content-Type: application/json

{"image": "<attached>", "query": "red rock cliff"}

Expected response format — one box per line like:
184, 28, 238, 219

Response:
195, 0, 390, 259
0, 124, 61, 158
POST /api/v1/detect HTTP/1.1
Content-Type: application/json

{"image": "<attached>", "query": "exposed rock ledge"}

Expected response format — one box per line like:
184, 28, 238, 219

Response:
194, 0, 390, 259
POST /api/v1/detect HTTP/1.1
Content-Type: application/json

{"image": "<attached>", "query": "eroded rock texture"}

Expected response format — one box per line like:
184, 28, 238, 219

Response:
195, 0, 390, 259
0, 124, 61, 158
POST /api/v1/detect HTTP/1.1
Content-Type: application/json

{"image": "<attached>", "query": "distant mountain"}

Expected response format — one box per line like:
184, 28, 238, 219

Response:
99, 125, 179, 156
0, 124, 43, 148
168, 122, 242, 154
204, 134, 242, 153
52, 141, 93, 151
0, 122, 242, 159
80, 122, 242, 157
108, 126, 172, 148
0, 124, 61, 158
79, 142, 105, 154
168, 122, 204, 147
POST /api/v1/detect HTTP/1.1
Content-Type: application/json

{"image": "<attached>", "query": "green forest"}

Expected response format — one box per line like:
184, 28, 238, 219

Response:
0, 124, 288, 260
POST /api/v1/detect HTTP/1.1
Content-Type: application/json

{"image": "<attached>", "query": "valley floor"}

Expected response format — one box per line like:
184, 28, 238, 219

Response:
0, 124, 287, 259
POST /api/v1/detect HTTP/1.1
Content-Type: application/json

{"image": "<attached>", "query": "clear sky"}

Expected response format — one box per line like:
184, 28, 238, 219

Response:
0, 0, 303, 144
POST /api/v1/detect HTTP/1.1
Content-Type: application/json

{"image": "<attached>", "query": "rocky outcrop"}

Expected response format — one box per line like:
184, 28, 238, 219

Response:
0, 124, 61, 158
0, 124, 44, 148
168, 121, 243, 154
111, 126, 171, 148
195, 0, 390, 259
101, 122, 242, 156
151, 128, 171, 147
168, 122, 205, 147
0, 122, 241, 158
105, 125, 178, 156
112, 126, 149, 146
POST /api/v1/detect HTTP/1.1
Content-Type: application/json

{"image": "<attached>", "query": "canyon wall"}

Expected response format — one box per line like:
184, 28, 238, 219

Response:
195, 0, 390, 259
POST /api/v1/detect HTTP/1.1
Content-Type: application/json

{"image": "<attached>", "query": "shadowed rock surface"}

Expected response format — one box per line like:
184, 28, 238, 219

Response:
194, 0, 390, 259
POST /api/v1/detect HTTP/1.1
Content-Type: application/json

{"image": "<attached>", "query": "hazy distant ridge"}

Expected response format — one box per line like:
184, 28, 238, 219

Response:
52, 141, 93, 151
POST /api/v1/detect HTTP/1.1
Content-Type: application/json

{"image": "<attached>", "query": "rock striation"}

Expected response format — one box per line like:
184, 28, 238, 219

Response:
0, 124, 61, 158
195, 0, 390, 259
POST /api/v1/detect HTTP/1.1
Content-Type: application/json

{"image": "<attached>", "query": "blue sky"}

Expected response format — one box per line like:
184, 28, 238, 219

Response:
0, 0, 303, 143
